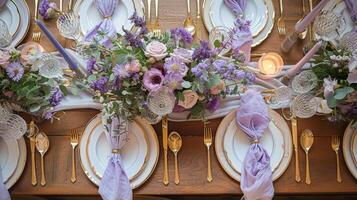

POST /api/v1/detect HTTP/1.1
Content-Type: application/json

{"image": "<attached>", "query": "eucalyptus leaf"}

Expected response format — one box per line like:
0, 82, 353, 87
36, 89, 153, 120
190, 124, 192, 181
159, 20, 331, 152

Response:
334, 87, 354, 100
181, 81, 192, 89
29, 104, 41, 113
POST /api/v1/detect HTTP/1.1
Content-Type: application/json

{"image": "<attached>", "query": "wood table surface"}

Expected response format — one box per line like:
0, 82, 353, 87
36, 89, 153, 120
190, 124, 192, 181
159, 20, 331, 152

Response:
10, 0, 357, 197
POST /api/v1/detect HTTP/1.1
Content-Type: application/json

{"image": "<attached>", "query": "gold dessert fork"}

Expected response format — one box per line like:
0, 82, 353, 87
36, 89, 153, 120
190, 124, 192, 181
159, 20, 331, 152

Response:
32, 0, 42, 42
331, 135, 342, 183
277, 0, 286, 36
204, 123, 213, 182
70, 127, 83, 183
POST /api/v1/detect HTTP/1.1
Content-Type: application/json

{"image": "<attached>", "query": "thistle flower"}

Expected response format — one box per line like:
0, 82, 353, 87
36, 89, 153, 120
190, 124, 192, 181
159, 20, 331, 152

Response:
6, 62, 24, 82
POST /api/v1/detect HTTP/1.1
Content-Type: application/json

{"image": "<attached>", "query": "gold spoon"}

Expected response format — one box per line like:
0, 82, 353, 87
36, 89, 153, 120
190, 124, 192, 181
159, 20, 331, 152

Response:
300, 129, 314, 185
183, 0, 196, 36
35, 132, 49, 186
168, 131, 182, 185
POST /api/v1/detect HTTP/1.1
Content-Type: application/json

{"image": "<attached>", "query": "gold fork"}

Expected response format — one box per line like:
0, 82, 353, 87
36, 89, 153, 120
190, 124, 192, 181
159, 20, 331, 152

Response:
277, 0, 286, 36
204, 123, 213, 182
70, 128, 82, 183
152, 0, 161, 36
331, 135, 342, 183
32, 0, 41, 42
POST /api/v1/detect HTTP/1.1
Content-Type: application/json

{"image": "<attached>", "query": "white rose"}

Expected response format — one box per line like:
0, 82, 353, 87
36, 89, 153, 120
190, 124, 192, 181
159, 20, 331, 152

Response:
145, 41, 168, 61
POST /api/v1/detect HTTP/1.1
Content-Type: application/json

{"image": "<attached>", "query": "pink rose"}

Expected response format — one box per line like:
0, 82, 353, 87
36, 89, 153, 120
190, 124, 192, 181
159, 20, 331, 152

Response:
171, 48, 193, 63
178, 90, 199, 109
210, 80, 225, 95
19, 42, 44, 65
0, 50, 10, 68
145, 41, 168, 61
124, 59, 141, 73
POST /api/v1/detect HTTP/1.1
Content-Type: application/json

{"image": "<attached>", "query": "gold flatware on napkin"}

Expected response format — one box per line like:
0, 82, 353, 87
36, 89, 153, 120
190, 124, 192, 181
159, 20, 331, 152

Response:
35, 132, 49, 186
168, 131, 182, 185
300, 129, 314, 185
277, 0, 286, 35
331, 135, 342, 183
70, 128, 82, 183
32, 0, 42, 42
162, 116, 169, 185
183, 0, 196, 36
204, 123, 213, 182
28, 121, 39, 186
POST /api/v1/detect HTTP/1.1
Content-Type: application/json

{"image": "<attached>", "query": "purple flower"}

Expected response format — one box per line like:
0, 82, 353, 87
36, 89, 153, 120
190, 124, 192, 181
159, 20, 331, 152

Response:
143, 68, 164, 91
191, 62, 208, 77
164, 57, 188, 76
171, 48, 193, 63
90, 77, 108, 93
39, 0, 57, 19
6, 62, 24, 81
207, 98, 220, 112
129, 12, 146, 28
192, 41, 212, 61
113, 64, 129, 78
164, 73, 184, 90
123, 29, 144, 47
86, 58, 97, 74
212, 59, 227, 72
245, 71, 256, 82
233, 18, 251, 32
49, 88, 63, 106
44, 111, 54, 119
170, 28, 193, 45
235, 70, 246, 80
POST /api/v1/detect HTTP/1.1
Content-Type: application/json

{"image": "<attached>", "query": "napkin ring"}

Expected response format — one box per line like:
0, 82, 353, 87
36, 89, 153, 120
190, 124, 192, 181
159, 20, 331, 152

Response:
252, 139, 259, 144
112, 149, 121, 154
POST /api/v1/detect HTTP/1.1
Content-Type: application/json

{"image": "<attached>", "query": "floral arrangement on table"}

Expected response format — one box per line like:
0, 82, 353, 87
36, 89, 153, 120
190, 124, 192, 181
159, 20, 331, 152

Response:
0, 42, 75, 118
79, 13, 255, 121
309, 42, 357, 124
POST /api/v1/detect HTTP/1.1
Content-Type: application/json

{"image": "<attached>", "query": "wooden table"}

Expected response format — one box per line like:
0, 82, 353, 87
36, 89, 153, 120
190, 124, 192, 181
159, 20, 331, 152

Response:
10, 0, 357, 198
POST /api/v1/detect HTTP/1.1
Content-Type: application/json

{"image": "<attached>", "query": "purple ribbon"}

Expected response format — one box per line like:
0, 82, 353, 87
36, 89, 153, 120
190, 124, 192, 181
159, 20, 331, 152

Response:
224, 0, 247, 17
345, 0, 357, 23
0, 167, 10, 200
84, 0, 119, 48
98, 117, 132, 200
236, 90, 274, 200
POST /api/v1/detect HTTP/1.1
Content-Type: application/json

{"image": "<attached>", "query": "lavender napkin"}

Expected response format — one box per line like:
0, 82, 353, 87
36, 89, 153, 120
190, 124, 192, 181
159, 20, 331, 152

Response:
84, 0, 119, 47
345, 0, 357, 23
224, 0, 247, 17
98, 117, 132, 200
236, 90, 274, 200
0, 167, 10, 200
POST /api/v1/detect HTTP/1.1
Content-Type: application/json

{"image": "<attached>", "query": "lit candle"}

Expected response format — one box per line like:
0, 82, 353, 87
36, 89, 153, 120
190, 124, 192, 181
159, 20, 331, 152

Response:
257, 52, 284, 79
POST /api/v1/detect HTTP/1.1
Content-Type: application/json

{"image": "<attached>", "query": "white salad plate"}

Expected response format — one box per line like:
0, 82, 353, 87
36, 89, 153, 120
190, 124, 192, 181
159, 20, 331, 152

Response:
3, 137, 26, 189
209, 0, 267, 37
343, 122, 357, 179
0, 0, 20, 36
86, 116, 149, 180
203, 0, 275, 47
223, 117, 284, 174
80, 114, 159, 189
73, 0, 144, 36
0, 137, 19, 183
215, 109, 292, 182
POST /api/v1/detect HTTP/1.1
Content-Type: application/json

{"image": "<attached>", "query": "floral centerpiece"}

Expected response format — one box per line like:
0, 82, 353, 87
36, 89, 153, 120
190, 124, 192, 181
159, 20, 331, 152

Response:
0, 42, 76, 118
79, 13, 255, 121
309, 42, 357, 123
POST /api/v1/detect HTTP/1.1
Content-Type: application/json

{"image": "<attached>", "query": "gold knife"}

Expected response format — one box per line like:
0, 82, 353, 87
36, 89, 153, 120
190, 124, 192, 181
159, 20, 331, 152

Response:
291, 115, 301, 182
28, 121, 39, 186
162, 116, 169, 185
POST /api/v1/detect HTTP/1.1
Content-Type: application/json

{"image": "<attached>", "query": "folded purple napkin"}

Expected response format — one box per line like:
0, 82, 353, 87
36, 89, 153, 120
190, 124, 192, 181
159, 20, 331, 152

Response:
0, 167, 10, 200
345, 0, 357, 23
224, 0, 247, 17
0, 0, 7, 9
84, 0, 119, 48
98, 117, 132, 200
236, 90, 274, 200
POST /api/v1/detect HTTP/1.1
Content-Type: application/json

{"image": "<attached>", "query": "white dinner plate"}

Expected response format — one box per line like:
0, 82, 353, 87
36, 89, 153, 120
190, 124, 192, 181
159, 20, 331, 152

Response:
351, 130, 357, 167
344, 122, 357, 179
209, 0, 267, 37
4, 137, 26, 189
9, 0, 30, 47
74, 0, 144, 36
0, 0, 20, 36
80, 114, 159, 189
0, 137, 19, 183
223, 118, 284, 174
86, 116, 148, 180
216, 109, 292, 182
203, 0, 275, 47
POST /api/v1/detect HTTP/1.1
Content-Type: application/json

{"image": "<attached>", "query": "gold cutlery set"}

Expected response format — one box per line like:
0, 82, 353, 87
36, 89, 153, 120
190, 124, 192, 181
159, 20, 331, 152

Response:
146, 0, 161, 36
27, 121, 49, 186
